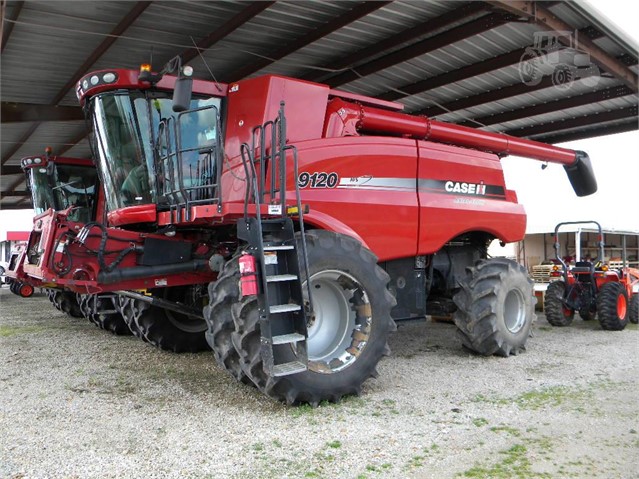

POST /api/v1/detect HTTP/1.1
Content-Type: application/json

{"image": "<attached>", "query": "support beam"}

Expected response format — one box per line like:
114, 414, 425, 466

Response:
303, 2, 487, 83
225, 1, 390, 81
57, 130, 91, 157
1, 165, 23, 175
1, 0, 23, 53
326, 13, 511, 88
458, 85, 634, 128
181, 2, 274, 65
504, 106, 638, 138
1, 123, 40, 165
488, 1, 638, 91
1, 102, 84, 123
1, 190, 29, 199
534, 120, 638, 144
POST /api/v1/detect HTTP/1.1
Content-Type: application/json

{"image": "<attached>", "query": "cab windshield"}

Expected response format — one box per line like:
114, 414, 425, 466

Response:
28, 162, 98, 223
89, 91, 221, 212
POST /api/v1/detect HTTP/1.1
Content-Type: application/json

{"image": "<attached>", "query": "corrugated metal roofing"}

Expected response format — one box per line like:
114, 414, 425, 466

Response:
1, 0, 637, 208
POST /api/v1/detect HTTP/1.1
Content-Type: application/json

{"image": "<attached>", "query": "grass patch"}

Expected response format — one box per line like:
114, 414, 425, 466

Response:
472, 417, 489, 427
459, 444, 551, 479
326, 440, 341, 449
0, 325, 46, 337
490, 425, 522, 437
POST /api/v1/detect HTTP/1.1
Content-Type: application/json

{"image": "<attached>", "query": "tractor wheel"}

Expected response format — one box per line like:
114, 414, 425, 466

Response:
204, 258, 252, 384
552, 64, 575, 90
9, 281, 19, 295
51, 290, 85, 318
597, 282, 629, 331
78, 294, 132, 335
454, 258, 535, 356
233, 230, 396, 405
18, 283, 34, 298
628, 294, 638, 324
518, 51, 542, 86
122, 286, 210, 353
543, 281, 575, 327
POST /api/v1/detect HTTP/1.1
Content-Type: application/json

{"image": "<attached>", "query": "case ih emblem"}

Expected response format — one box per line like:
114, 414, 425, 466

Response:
444, 181, 486, 195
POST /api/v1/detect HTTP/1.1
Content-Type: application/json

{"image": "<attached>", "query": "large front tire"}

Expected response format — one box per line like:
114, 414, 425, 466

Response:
544, 281, 575, 327
597, 282, 629, 331
454, 258, 535, 357
233, 231, 396, 405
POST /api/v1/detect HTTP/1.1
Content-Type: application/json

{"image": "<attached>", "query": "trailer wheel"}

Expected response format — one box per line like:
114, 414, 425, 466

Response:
629, 294, 638, 324
454, 258, 535, 356
597, 282, 629, 331
18, 283, 34, 298
233, 231, 396, 405
79, 294, 132, 335
543, 281, 575, 326
204, 258, 252, 384
51, 290, 85, 318
123, 286, 210, 353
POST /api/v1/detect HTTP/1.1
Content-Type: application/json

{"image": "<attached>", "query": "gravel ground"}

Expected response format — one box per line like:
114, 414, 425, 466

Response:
1, 285, 638, 479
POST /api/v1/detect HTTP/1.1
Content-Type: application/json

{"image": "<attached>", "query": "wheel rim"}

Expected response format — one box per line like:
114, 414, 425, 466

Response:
616, 294, 627, 318
20, 284, 34, 297
164, 287, 207, 333
504, 289, 526, 333
305, 270, 371, 374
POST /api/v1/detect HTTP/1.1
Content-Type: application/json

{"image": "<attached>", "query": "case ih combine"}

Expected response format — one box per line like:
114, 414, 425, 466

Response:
24, 59, 597, 405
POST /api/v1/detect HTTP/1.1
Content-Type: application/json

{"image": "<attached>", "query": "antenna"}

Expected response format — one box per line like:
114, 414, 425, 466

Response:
189, 36, 223, 92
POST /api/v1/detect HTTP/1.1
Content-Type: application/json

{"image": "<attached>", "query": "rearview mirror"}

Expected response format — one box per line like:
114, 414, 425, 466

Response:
173, 76, 193, 113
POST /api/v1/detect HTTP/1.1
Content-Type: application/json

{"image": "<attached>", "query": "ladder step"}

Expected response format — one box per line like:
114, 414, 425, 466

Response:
266, 274, 298, 283
272, 361, 307, 377
263, 245, 294, 251
270, 303, 301, 314
272, 333, 305, 345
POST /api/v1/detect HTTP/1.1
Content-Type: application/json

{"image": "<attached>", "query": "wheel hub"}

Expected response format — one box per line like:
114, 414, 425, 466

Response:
504, 289, 526, 333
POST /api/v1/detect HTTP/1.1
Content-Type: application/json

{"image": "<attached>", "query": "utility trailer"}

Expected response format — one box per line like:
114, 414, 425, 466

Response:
29, 60, 598, 405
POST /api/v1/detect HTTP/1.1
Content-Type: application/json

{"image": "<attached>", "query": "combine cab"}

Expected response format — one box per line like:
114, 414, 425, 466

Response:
54, 59, 603, 404
544, 221, 639, 329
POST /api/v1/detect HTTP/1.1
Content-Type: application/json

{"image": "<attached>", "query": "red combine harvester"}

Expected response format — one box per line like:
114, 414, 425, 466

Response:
40, 59, 599, 404
4, 154, 97, 314
544, 221, 639, 329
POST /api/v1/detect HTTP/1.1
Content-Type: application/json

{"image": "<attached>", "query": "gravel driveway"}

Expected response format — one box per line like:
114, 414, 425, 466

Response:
1, 285, 637, 479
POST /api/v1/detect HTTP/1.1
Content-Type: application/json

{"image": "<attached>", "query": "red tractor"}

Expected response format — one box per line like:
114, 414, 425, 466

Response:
31, 58, 598, 404
544, 221, 639, 330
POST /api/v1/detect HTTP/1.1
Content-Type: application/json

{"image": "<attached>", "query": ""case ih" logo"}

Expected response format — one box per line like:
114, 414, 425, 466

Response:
444, 181, 487, 195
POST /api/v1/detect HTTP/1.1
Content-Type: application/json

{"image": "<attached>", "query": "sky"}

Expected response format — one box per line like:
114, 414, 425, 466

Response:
502, 0, 639, 234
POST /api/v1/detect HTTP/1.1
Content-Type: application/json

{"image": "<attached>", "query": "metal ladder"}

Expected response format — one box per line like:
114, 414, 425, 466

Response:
238, 102, 311, 377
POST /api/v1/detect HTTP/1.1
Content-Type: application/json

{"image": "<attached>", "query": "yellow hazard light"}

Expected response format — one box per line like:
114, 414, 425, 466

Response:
140, 63, 152, 73
602, 265, 609, 271
552, 265, 559, 272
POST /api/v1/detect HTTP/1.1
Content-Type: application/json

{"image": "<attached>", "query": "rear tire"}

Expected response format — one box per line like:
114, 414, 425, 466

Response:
233, 231, 396, 405
544, 281, 575, 326
454, 258, 535, 356
597, 282, 629, 331
122, 286, 210, 353
79, 294, 132, 335
629, 294, 638, 324
579, 307, 596, 321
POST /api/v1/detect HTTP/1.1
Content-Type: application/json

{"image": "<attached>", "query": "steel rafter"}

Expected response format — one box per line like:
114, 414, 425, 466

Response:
303, 2, 488, 84
535, 120, 638, 144
458, 85, 635, 128
181, 2, 274, 65
1, 0, 23, 53
225, 1, 390, 81
505, 106, 638, 137
325, 12, 512, 88
1, 102, 85, 123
